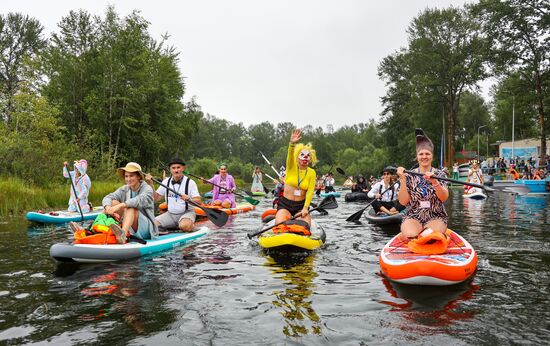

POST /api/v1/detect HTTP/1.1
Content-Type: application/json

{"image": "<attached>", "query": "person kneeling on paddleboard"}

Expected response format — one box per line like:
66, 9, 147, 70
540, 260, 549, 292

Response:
145, 158, 201, 233
396, 129, 449, 241
368, 166, 403, 215
101, 162, 157, 243
275, 128, 317, 228
465, 160, 484, 195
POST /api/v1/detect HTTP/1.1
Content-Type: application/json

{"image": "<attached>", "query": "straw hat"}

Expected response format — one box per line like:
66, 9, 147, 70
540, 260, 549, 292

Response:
117, 162, 144, 180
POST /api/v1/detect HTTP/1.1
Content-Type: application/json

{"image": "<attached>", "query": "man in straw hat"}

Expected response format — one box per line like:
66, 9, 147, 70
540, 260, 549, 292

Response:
145, 158, 201, 232
100, 162, 157, 243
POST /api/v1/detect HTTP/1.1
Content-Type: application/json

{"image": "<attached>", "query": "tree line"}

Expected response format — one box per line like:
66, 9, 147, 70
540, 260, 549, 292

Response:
0, 1, 548, 186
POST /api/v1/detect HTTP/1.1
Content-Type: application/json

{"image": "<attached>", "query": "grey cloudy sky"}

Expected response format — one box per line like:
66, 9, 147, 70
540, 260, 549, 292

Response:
5, 0, 473, 128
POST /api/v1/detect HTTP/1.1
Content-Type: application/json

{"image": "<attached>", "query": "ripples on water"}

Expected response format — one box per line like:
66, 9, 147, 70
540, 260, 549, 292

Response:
0, 190, 548, 345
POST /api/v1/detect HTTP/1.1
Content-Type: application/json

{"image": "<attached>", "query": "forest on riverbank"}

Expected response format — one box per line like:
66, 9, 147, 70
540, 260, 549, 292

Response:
0, 1, 548, 214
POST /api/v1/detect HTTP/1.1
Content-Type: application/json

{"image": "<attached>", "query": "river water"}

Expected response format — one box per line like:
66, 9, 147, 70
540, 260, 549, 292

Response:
0, 189, 548, 345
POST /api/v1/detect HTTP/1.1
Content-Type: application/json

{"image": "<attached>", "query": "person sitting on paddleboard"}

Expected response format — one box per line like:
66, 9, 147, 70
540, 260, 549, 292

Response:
207, 164, 237, 208
101, 162, 157, 243
145, 158, 201, 232
275, 128, 317, 227
63, 159, 91, 213
464, 160, 484, 194
351, 174, 370, 193
272, 170, 286, 208
368, 167, 402, 215
396, 129, 449, 241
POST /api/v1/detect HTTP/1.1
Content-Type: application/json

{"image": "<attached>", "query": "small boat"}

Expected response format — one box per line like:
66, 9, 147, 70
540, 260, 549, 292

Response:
50, 227, 209, 263
257, 219, 326, 252
194, 202, 255, 218
514, 179, 549, 194
379, 229, 477, 286
26, 206, 104, 224
320, 191, 341, 198
365, 208, 403, 225
344, 192, 372, 202
462, 189, 487, 200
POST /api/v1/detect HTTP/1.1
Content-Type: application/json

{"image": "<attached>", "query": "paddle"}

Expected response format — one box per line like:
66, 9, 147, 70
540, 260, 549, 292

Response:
402, 169, 530, 195
64, 163, 84, 222
183, 172, 260, 206
150, 177, 229, 227
247, 195, 338, 239
259, 151, 283, 178
336, 167, 346, 176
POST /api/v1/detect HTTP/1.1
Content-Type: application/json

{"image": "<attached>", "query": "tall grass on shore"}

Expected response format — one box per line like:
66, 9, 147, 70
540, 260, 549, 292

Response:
0, 177, 119, 217
0, 176, 249, 217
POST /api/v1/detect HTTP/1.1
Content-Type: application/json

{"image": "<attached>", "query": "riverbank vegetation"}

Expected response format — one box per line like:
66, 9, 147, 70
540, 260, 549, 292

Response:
0, 1, 548, 216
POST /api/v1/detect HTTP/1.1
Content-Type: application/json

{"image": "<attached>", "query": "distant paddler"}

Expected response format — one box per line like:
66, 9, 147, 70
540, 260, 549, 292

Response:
275, 129, 317, 227
396, 129, 449, 241
63, 159, 91, 213
464, 160, 484, 195
145, 158, 201, 232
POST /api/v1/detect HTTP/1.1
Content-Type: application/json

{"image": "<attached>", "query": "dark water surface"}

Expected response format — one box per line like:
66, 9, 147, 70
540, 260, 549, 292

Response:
0, 190, 548, 345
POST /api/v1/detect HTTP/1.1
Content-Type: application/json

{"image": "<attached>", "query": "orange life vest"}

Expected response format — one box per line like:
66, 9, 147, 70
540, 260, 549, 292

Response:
272, 223, 311, 236
74, 224, 122, 245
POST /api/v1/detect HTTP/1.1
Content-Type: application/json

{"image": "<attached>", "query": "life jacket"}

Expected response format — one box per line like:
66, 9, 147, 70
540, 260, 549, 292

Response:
510, 169, 520, 180
74, 214, 124, 245
272, 220, 311, 236
407, 229, 449, 255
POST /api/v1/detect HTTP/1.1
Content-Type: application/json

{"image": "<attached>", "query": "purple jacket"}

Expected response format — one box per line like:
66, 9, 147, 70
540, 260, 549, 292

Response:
208, 174, 236, 207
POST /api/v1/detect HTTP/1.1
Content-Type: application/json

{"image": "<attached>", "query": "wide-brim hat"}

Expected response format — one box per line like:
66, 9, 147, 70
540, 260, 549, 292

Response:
168, 157, 186, 167
117, 162, 144, 180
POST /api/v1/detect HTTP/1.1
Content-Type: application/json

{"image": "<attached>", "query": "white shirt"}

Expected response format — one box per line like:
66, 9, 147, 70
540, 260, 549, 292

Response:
156, 176, 200, 214
324, 177, 335, 187
367, 181, 398, 202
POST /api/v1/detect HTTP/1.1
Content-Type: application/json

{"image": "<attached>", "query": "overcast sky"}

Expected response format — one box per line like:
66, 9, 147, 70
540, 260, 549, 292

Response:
5, 0, 475, 129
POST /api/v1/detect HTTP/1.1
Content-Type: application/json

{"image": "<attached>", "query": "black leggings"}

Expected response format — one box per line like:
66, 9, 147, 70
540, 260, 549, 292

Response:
372, 200, 405, 213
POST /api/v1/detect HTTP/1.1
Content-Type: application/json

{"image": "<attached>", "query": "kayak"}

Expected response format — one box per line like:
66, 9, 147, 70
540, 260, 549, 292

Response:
344, 192, 371, 202
258, 219, 326, 252
379, 229, 477, 286
251, 191, 266, 196
26, 206, 103, 224
320, 192, 341, 198
365, 208, 403, 225
462, 190, 487, 200
194, 202, 255, 218
50, 227, 208, 263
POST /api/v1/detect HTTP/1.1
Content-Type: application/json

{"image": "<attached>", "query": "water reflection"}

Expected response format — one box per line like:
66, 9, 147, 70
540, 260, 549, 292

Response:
380, 277, 479, 328
263, 253, 322, 337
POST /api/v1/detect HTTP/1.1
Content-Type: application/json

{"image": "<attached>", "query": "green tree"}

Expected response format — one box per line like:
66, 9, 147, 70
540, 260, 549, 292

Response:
379, 7, 488, 167
0, 13, 46, 123
472, 0, 549, 165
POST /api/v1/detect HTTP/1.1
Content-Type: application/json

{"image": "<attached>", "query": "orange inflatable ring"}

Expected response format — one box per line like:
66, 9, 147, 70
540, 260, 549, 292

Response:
407, 229, 449, 255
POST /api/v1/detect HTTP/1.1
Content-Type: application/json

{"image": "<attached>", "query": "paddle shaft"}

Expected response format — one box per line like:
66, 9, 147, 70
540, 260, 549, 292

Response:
259, 151, 282, 178
65, 164, 84, 221
403, 170, 490, 191
151, 177, 205, 209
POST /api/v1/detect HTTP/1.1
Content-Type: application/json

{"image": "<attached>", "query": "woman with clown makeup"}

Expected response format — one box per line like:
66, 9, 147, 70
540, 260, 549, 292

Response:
275, 129, 317, 227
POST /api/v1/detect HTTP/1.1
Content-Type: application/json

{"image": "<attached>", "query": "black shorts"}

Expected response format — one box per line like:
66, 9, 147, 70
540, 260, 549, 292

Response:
277, 196, 305, 216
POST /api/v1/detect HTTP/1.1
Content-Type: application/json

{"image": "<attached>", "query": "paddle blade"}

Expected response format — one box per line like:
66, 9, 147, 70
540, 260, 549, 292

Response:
336, 167, 346, 176
346, 207, 367, 222
204, 208, 229, 227
244, 196, 260, 206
